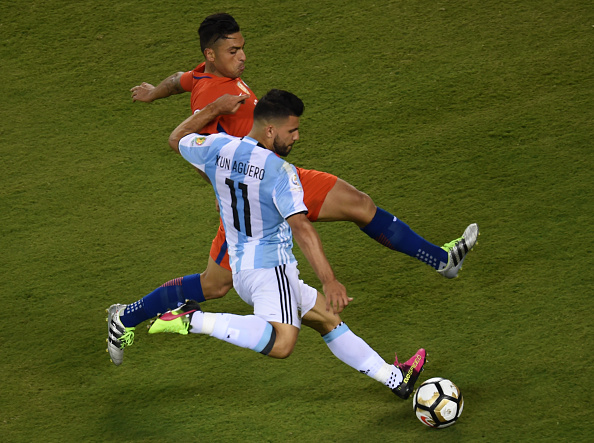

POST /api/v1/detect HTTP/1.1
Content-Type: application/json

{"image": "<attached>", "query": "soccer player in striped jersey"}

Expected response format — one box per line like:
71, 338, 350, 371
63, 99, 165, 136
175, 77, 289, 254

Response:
108, 13, 477, 366
146, 89, 426, 399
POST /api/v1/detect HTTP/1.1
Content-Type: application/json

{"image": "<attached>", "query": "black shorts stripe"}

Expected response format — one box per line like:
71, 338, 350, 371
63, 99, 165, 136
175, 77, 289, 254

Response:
274, 265, 293, 325
274, 266, 286, 323
282, 264, 293, 325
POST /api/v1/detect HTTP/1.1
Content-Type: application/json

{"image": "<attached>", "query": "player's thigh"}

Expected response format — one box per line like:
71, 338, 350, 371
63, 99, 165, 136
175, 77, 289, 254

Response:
233, 263, 305, 328
200, 256, 234, 300
316, 178, 377, 227
301, 291, 342, 335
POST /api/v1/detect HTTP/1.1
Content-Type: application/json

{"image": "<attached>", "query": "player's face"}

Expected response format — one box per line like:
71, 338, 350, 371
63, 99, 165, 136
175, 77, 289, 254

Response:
210, 32, 246, 79
272, 116, 300, 157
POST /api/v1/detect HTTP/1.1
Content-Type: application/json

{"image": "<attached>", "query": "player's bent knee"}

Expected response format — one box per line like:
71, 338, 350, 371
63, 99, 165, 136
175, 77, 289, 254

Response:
266, 323, 298, 359
268, 344, 294, 359
202, 281, 233, 300
301, 292, 342, 334
269, 337, 297, 359
200, 266, 234, 300
355, 190, 376, 213
302, 313, 341, 335
345, 190, 376, 226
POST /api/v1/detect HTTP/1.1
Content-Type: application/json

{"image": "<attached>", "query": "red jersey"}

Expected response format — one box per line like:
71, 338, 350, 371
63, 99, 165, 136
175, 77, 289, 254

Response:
180, 63, 258, 137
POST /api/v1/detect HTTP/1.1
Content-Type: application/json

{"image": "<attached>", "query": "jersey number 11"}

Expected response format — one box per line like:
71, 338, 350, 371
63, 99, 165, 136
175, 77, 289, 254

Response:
225, 178, 252, 237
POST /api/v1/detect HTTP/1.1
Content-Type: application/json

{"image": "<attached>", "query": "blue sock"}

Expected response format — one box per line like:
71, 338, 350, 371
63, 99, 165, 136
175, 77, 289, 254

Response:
121, 273, 205, 328
361, 208, 448, 270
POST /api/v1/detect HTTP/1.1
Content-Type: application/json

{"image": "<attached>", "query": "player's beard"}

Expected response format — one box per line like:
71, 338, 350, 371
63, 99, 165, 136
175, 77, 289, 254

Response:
273, 138, 293, 157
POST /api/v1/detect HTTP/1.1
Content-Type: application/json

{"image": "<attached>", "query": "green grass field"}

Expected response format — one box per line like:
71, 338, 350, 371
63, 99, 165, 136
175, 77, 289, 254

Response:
1, 0, 593, 441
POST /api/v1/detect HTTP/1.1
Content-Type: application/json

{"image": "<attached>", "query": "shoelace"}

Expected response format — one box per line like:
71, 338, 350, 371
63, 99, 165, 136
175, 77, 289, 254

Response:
119, 328, 135, 347
442, 236, 463, 251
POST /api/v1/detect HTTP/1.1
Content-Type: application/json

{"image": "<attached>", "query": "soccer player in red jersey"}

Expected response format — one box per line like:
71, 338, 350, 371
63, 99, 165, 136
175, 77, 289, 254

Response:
107, 13, 478, 366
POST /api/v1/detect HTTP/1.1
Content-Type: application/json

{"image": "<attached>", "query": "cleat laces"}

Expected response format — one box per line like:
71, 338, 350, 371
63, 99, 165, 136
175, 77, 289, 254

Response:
118, 328, 135, 348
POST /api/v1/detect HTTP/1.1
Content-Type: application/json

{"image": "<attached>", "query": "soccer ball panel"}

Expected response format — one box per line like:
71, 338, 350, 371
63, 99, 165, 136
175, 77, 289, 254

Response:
437, 379, 461, 399
415, 383, 441, 408
435, 398, 459, 422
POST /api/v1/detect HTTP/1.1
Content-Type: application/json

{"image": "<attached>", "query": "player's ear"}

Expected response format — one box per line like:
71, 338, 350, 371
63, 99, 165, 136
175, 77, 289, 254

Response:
265, 124, 276, 140
205, 48, 215, 62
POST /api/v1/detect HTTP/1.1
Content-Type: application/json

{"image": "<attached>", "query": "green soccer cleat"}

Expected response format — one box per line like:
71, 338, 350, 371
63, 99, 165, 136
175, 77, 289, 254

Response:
106, 304, 135, 366
148, 300, 201, 335
438, 223, 479, 279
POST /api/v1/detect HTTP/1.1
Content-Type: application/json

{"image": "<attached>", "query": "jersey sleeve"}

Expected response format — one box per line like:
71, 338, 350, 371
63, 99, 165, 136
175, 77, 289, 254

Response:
178, 133, 217, 171
179, 71, 193, 92
272, 162, 308, 219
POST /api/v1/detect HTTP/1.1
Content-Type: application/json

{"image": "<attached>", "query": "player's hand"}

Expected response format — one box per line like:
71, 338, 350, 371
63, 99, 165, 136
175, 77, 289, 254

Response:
130, 82, 156, 102
322, 279, 352, 314
213, 93, 251, 115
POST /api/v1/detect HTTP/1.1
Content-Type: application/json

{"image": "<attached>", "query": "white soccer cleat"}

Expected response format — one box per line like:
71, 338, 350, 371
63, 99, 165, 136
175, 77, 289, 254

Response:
106, 304, 135, 366
438, 223, 479, 279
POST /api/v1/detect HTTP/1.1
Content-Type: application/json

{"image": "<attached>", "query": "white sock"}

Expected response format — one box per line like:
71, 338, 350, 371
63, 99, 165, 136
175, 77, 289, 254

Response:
189, 312, 275, 354
323, 322, 403, 388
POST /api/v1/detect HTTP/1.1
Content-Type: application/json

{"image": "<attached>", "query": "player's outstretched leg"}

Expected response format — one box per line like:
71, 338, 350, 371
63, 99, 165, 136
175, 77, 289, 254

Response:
320, 320, 426, 399
106, 304, 136, 366
303, 294, 426, 400
148, 300, 280, 357
317, 179, 479, 278
437, 223, 479, 279
392, 348, 427, 399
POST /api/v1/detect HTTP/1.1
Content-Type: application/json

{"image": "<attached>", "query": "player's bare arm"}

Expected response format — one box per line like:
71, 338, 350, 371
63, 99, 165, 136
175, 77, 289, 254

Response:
168, 94, 250, 152
287, 213, 352, 314
131, 71, 186, 102
168, 93, 250, 184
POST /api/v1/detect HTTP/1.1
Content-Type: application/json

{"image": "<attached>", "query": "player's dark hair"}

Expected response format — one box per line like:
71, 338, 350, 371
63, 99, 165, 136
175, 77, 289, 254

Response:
254, 89, 304, 122
198, 13, 241, 53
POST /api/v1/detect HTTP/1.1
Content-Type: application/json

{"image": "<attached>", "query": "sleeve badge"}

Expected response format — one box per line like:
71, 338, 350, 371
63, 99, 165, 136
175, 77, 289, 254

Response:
290, 173, 302, 191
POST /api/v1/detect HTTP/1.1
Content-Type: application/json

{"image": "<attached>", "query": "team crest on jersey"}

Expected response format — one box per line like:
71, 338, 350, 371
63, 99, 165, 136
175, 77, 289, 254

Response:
290, 173, 302, 191
194, 136, 207, 146
237, 80, 250, 95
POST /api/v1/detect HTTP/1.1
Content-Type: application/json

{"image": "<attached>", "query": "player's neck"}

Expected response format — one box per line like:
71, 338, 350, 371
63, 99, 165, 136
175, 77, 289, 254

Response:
247, 129, 272, 152
203, 62, 229, 78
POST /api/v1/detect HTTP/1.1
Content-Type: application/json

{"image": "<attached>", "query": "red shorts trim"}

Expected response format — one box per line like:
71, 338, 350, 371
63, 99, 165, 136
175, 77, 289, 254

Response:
208, 167, 338, 271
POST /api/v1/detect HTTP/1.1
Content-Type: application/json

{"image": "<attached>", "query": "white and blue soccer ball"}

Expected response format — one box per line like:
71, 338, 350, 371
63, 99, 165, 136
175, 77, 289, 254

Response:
412, 377, 464, 428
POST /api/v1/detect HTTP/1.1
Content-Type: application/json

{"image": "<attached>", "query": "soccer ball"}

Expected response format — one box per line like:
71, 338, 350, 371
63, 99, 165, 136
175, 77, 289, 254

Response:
412, 377, 464, 428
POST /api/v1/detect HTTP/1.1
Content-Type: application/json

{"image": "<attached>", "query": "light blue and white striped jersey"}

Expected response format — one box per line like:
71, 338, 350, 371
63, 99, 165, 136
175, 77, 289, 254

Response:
179, 133, 307, 273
